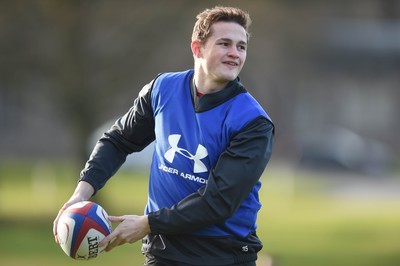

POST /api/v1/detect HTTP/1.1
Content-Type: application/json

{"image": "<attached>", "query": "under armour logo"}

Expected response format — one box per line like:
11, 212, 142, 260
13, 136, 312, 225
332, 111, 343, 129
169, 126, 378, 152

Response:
164, 134, 208, 173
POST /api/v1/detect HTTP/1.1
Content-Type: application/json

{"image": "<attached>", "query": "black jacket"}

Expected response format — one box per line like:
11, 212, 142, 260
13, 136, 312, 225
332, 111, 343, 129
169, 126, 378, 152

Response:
79, 74, 275, 265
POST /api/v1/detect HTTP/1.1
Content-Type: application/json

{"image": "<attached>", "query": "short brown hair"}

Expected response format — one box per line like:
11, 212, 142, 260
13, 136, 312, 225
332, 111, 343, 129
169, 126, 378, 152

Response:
192, 6, 252, 45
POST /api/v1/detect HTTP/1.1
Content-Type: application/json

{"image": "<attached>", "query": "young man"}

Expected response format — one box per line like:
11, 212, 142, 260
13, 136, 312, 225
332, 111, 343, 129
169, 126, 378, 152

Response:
54, 6, 274, 266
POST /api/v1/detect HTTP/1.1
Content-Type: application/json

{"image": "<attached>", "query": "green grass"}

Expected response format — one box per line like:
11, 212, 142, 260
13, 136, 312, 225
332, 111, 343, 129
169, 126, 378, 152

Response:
1, 162, 399, 266
259, 168, 400, 266
0, 222, 144, 266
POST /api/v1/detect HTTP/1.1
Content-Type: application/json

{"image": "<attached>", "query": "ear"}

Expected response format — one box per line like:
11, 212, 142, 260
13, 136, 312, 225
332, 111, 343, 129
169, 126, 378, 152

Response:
191, 41, 202, 58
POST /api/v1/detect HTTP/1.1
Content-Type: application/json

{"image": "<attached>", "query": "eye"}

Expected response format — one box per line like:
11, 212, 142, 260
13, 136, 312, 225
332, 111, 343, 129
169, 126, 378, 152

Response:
238, 45, 247, 51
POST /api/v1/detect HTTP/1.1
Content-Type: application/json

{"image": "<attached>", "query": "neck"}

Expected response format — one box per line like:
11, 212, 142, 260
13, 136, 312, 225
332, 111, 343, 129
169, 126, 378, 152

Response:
193, 72, 229, 95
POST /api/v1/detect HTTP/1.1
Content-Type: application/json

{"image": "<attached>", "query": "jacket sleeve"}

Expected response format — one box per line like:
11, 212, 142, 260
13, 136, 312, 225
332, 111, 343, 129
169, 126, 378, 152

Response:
148, 117, 274, 234
79, 81, 155, 194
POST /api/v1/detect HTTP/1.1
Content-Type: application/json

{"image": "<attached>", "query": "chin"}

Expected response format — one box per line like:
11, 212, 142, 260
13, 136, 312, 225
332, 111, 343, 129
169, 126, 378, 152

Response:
225, 74, 239, 81
219, 72, 239, 81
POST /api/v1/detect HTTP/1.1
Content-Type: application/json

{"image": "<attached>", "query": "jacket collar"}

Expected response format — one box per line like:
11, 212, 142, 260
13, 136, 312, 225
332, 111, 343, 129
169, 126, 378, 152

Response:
190, 74, 247, 113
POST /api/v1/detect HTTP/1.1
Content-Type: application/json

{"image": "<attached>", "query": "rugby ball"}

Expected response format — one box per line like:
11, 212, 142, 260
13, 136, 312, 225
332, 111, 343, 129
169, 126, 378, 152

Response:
56, 201, 112, 260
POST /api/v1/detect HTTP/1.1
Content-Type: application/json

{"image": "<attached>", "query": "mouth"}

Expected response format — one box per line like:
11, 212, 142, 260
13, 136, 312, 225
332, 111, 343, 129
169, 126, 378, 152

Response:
223, 61, 239, 67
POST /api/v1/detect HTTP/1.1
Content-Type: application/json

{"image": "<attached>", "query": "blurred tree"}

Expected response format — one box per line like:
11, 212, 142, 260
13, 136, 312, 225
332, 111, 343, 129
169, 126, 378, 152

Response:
380, 0, 400, 19
52, 1, 94, 161
0, 0, 399, 168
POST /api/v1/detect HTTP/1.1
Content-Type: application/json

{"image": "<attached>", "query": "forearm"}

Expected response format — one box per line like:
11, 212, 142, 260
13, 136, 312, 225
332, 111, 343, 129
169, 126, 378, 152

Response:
79, 137, 128, 193
60, 181, 95, 209
79, 81, 156, 194
70, 181, 95, 201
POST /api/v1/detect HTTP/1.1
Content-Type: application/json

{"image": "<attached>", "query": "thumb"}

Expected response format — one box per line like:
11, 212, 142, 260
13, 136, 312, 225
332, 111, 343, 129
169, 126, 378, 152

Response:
99, 229, 116, 248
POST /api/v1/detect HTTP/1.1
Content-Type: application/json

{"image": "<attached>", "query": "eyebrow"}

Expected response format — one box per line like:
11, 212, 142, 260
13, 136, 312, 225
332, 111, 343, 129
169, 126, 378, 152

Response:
217, 38, 248, 45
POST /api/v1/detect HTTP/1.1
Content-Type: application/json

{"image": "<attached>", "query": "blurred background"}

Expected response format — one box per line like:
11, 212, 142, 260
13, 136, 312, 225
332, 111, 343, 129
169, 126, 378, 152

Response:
0, 0, 399, 266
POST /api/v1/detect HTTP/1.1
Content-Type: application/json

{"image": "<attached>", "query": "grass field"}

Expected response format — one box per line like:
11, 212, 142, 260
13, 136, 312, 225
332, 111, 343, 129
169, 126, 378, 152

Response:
0, 161, 399, 266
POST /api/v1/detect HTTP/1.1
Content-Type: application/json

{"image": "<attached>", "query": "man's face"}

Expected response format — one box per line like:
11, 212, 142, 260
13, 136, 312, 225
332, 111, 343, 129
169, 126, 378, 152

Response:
196, 21, 247, 87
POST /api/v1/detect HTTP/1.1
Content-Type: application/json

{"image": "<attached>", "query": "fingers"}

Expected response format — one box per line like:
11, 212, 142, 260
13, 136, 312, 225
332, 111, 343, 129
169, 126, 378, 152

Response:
53, 199, 85, 244
108, 215, 125, 223
53, 206, 67, 244
99, 226, 125, 252
105, 232, 126, 252
99, 226, 117, 247
99, 215, 150, 253
99, 229, 116, 250
99, 216, 125, 250
53, 221, 60, 243
98, 215, 124, 247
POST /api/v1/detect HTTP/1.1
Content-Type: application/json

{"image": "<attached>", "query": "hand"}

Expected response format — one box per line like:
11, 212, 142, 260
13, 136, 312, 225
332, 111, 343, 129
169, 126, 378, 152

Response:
53, 181, 94, 244
99, 215, 150, 252
53, 198, 81, 244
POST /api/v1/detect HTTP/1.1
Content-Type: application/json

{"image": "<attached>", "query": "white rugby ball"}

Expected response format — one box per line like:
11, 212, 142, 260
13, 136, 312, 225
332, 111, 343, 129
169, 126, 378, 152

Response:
57, 201, 112, 260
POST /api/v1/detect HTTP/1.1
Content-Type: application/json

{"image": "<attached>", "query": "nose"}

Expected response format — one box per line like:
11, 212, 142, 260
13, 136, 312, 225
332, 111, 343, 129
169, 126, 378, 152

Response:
227, 47, 240, 58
